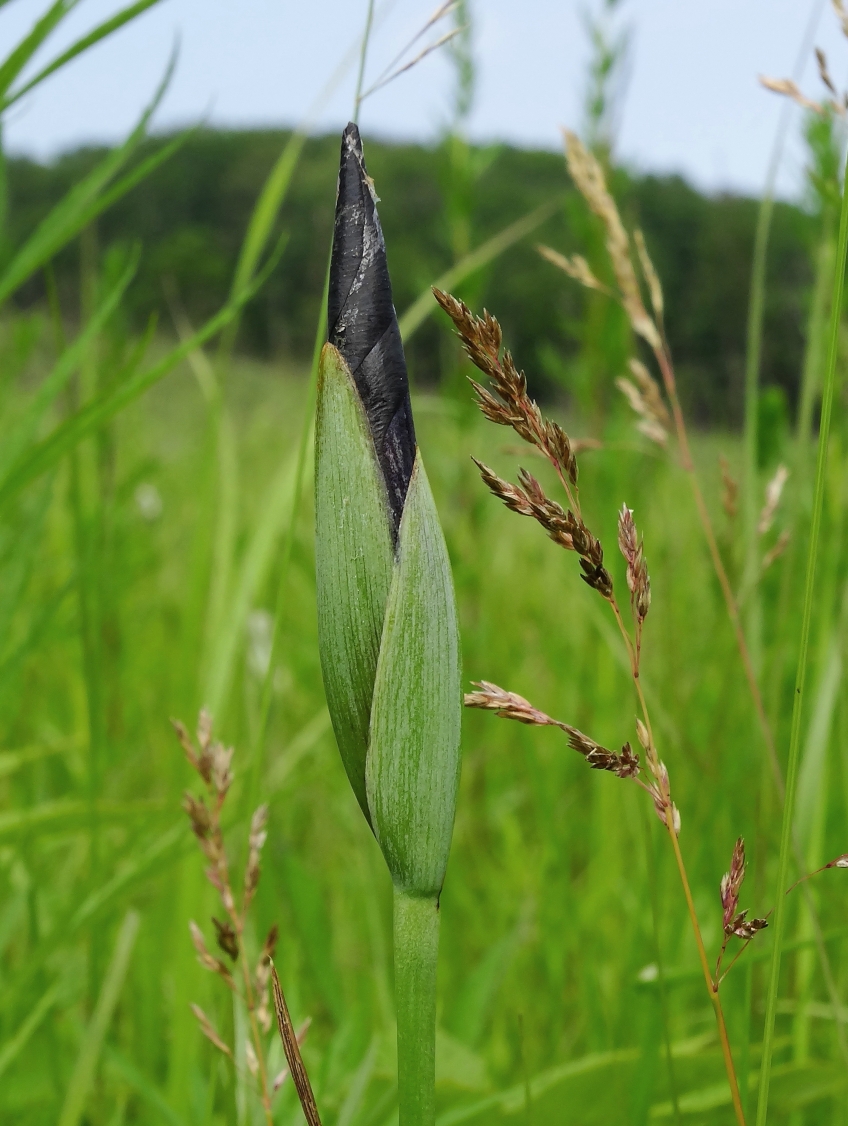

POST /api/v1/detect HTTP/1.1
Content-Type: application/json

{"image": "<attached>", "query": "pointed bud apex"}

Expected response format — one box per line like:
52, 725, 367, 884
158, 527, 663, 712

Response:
328, 122, 416, 533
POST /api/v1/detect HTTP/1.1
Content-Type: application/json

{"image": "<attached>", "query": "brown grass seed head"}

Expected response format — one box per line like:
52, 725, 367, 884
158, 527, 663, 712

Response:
189, 920, 234, 985
562, 130, 660, 349
465, 681, 639, 778
618, 505, 651, 623
719, 456, 738, 520
537, 244, 613, 296
191, 1004, 233, 1058
720, 837, 768, 939
433, 288, 579, 491
758, 464, 788, 536
244, 803, 269, 905
633, 229, 664, 323
472, 458, 612, 597
212, 915, 239, 961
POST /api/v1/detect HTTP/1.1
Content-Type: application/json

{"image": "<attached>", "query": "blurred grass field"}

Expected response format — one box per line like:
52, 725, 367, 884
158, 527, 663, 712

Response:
2, 1, 848, 1123
1, 321, 846, 1123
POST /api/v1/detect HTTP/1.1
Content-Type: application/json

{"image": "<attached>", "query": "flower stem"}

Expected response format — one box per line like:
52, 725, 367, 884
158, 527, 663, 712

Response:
607, 591, 746, 1124
667, 828, 747, 1126
393, 889, 440, 1126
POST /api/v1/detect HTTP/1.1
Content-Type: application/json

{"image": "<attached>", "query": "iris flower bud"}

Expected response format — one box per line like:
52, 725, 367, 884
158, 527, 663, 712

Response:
315, 124, 461, 900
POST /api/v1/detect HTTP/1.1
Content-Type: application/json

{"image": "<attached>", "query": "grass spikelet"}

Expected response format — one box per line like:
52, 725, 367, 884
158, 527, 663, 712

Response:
561, 130, 660, 348
536, 244, 613, 295
616, 357, 670, 446
756, 464, 788, 535
176, 714, 314, 1126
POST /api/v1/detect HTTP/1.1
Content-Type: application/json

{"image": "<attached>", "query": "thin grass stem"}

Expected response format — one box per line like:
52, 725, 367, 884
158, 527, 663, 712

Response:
666, 828, 747, 1126
641, 807, 681, 1126
607, 585, 745, 1122
755, 137, 848, 1126
353, 0, 376, 121
655, 296, 848, 1071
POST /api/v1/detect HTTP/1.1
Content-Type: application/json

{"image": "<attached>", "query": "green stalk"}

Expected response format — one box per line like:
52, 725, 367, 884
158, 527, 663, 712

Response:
741, 187, 770, 672
755, 143, 848, 1126
393, 890, 440, 1126
353, 0, 376, 120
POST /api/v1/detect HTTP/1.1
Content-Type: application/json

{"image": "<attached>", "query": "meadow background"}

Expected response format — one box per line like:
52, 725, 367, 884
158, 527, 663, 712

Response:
1, 1, 847, 1124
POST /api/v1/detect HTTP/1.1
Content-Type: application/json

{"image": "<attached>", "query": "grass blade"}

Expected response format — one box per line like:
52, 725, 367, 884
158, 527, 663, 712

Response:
0, 0, 79, 98
754, 129, 848, 1126
203, 448, 298, 717
1, 0, 165, 111
0, 979, 62, 1079
0, 246, 139, 484
0, 48, 175, 308
104, 1046, 188, 1126
0, 246, 282, 507
57, 909, 141, 1126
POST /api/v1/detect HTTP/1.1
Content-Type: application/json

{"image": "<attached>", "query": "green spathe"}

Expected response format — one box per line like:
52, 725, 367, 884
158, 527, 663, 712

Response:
315, 342, 462, 897
367, 455, 461, 897
315, 343, 393, 823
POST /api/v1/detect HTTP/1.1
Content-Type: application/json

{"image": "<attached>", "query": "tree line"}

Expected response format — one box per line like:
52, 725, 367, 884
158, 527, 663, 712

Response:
5, 128, 815, 427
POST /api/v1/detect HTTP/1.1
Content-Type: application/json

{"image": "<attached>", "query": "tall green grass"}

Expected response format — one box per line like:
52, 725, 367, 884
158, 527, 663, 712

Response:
1, 329, 847, 1122
0, 4, 847, 1125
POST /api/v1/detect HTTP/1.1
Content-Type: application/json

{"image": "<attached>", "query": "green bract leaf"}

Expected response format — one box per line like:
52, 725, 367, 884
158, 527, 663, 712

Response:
315, 343, 393, 822
366, 454, 462, 897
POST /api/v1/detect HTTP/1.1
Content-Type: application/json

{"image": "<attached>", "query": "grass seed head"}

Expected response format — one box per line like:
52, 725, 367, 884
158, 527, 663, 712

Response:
759, 75, 825, 116
758, 464, 789, 535
189, 921, 233, 985
719, 837, 767, 938
465, 682, 639, 778
721, 837, 746, 931
817, 47, 838, 95
537, 245, 613, 296
562, 130, 660, 349
210, 742, 234, 796
212, 916, 239, 961
617, 358, 670, 446
191, 1004, 232, 1058
618, 506, 650, 623
835, 0, 848, 38
564, 724, 640, 778
633, 229, 664, 322
435, 288, 579, 491
244, 804, 269, 905
245, 1040, 259, 1076
465, 681, 564, 726
719, 456, 738, 520
182, 791, 212, 841
472, 458, 611, 597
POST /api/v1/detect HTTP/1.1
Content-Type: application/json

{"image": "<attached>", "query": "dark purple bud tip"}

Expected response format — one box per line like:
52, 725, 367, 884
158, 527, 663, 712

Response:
328, 122, 417, 537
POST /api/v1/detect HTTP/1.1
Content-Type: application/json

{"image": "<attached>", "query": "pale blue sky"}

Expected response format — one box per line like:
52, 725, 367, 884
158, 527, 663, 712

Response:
1, 0, 845, 197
